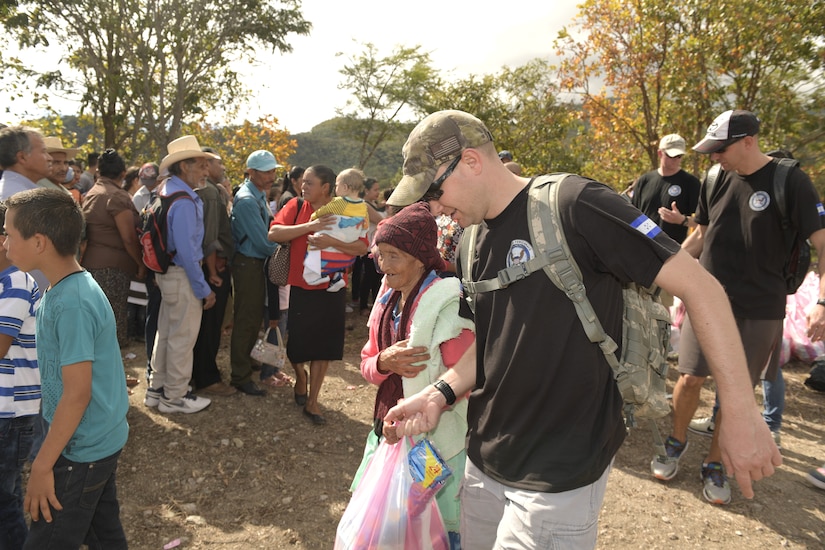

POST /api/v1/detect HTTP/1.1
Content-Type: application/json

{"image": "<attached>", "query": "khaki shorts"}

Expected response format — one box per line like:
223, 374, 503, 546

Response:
460, 459, 611, 549
678, 315, 782, 384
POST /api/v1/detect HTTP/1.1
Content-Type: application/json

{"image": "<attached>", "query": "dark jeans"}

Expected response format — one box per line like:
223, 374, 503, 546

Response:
351, 254, 363, 302
358, 253, 381, 311
192, 265, 231, 389
144, 273, 162, 382
0, 415, 36, 550
24, 450, 127, 550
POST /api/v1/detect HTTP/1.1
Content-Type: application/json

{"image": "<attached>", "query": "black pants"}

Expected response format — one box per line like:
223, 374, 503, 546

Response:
191, 265, 232, 389
359, 254, 381, 311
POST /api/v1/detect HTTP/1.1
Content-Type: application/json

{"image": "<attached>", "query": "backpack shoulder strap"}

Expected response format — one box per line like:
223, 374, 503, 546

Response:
528, 174, 620, 365
703, 163, 723, 206
772, 157, 800, 226
459, 177, 560, 295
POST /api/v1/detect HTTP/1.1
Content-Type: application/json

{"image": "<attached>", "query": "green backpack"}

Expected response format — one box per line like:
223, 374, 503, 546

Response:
459, 174, 672, 458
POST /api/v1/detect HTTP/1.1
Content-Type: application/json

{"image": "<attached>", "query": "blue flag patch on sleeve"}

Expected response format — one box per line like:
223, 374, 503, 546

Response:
817, 203, 824, 217
631, 215, 661, 238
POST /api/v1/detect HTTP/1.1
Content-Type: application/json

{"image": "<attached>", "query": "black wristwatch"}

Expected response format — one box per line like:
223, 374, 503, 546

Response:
817, 299, 825, 307
433, 380, 456, 406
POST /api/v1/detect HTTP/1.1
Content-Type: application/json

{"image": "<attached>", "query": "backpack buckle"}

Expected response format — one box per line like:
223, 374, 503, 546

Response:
497, 262, 530, 288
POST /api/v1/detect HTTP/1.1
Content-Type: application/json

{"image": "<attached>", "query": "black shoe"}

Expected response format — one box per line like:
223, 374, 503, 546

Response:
233, 381, 266, 396
303, 408, 326, 425
294, 392, 308, 406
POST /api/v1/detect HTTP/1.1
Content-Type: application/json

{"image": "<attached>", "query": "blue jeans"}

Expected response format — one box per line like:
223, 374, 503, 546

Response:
24, 450, 127, 550
707, 366, 784, 432
762, 368, 785, 432
0, 415, 36, 550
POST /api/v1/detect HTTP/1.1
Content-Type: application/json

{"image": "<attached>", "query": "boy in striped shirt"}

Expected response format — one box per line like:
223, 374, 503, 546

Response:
0, 200, 40, 549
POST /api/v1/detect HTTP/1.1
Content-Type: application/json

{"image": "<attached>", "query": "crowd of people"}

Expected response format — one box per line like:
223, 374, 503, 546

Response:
0, 108, 822, 549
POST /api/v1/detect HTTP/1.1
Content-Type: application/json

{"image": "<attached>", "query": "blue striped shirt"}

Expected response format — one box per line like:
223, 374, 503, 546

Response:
0, 266, 40, 418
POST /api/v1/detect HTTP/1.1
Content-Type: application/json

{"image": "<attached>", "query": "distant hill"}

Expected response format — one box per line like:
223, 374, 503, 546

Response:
288, 118, 412, 191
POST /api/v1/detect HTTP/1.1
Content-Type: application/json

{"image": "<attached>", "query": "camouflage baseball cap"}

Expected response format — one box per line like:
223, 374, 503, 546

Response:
387, 110, 493, 207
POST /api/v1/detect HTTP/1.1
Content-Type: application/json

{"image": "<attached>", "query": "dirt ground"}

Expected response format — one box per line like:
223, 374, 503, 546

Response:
111, 308, 825, 549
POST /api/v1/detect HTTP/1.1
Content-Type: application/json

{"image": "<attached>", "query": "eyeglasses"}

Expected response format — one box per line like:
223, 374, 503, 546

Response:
426, 155, 461, 198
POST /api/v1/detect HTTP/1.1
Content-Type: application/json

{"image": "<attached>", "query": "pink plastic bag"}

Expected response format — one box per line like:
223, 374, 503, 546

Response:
780, 271, 825, 365
335, 438, 449, 550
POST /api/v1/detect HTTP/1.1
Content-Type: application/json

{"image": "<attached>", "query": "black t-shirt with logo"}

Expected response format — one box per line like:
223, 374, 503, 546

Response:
696, 159, 824, 319
632, 169, 701, 243
460, 176, 679, 493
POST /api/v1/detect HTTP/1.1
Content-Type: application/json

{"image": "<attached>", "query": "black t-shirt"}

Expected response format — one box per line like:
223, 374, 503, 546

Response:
632, 169, 701, 243
697, 159, 824, 319
460, 176, 680, 493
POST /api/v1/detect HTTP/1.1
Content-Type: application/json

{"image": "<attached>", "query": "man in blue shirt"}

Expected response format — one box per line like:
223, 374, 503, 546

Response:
145, 136, 217, 414
229, 151, 279, 395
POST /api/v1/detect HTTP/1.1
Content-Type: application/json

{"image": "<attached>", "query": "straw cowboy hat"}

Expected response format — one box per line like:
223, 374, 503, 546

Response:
43, 136, 80, 159
159, 135, 218, 172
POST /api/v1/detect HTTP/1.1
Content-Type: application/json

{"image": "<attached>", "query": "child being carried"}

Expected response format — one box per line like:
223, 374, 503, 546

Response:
303, 168, 368, 292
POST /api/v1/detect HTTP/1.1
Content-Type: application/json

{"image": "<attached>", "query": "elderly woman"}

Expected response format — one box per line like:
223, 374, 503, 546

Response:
354, 202, 475, 549
81, 149, 146, 347
268, 165, 367, 424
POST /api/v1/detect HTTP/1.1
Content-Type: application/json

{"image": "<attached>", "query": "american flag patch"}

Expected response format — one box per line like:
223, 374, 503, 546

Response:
430, 136, 461, 160
631, 215, 661, 238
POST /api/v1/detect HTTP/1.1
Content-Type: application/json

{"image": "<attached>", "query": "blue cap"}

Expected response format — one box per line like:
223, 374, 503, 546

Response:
246, 150, 281, 171
498, 150, 513, 161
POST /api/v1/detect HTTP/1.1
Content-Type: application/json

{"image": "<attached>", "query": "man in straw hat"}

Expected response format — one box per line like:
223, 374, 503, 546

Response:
39, 136, 80, 193
383, 110, 780, 547
144, 135, 217, 414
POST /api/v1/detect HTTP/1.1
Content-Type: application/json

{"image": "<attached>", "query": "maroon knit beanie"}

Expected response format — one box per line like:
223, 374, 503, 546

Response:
374, 202, 442, 272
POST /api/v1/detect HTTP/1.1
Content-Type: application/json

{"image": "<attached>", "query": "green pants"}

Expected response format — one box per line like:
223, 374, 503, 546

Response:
230, 254, 266, 386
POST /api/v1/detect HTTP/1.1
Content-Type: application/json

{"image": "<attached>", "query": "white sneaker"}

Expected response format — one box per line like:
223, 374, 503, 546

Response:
688, 416, 715, 437
329, 278, 347, 293
158, 392, 211, 414
144, 387, 163, 408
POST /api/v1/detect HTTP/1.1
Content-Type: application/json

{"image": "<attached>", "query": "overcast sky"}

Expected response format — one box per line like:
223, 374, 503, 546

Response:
1, 0, 582, 134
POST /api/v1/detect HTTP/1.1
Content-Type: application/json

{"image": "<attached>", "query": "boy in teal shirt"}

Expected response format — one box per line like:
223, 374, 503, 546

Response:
4, 188, 129, 549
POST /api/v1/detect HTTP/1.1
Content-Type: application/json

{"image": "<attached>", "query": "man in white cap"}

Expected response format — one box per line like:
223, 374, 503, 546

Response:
132, 162, 160, 214
383, 110, 780, 546
652, 109, 825, 505
144, 135, 217, 414
632, 134, 701, 244
228, 150, 280, 396
0, 126, 52, 199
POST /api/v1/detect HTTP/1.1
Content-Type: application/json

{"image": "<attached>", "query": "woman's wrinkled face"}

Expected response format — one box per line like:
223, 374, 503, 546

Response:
375, 242, 424, 295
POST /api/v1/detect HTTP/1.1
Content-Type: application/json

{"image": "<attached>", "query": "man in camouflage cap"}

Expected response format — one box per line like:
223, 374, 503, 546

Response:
385, 110, 781, 547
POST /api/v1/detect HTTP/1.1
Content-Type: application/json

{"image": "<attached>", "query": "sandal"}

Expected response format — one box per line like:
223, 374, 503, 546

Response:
261, 374, 292, 388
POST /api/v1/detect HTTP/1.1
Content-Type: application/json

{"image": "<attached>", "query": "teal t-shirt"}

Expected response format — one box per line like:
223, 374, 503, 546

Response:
36, 270, 129, 462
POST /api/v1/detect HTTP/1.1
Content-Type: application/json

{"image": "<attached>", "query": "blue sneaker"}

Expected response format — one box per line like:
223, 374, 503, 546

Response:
701, 462, 731, 505
650, 436, 689, 481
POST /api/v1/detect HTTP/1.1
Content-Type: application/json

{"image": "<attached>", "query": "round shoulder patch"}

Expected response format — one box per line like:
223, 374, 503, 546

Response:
507, 239, 534, 267
667, 185, 682, 197
749, 191, 770, 212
